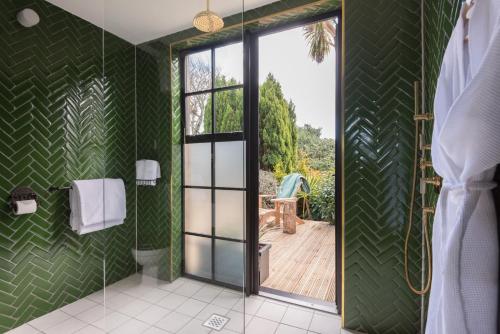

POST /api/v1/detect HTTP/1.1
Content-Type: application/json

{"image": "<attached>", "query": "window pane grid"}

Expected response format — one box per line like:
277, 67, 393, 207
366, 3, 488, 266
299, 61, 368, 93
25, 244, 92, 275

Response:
183, 42, 244, 137
182, 41, 245, 288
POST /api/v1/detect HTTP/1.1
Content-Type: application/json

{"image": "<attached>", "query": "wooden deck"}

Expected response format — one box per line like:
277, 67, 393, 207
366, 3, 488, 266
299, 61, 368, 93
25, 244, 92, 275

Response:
260, 220, 336, 302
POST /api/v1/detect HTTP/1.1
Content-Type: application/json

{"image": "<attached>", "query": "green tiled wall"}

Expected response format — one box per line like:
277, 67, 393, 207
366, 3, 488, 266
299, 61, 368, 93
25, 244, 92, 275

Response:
343, 0, 423, 333
136, 48, 171, 280
169, 54, 183, 280
423, 0, 461, 183
0, 0, 136, 331
343, 1, 462, 333
424, 0, 461, 120
103, 32, 137, 285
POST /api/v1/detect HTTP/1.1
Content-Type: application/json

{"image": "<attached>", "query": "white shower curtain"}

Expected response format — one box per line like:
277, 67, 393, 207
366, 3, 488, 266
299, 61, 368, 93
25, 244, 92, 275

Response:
426, 1, 500, 333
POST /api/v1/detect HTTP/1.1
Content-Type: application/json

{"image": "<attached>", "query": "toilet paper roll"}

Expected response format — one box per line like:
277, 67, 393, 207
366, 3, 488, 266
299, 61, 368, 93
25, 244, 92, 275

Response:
13, 200, 37, 215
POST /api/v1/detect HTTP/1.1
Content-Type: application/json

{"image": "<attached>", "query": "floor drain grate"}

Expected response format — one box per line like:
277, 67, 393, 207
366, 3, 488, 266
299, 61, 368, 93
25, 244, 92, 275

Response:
203, 314, 229, 331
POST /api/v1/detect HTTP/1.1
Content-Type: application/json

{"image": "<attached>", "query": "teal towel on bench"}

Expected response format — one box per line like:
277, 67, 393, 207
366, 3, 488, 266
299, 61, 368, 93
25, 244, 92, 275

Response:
277, 173, 310, 199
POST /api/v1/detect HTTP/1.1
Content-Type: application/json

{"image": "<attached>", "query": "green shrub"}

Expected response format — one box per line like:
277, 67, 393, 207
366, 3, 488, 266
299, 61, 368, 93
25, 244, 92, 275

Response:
272, 161, 287, 183
308, 172, 335, 224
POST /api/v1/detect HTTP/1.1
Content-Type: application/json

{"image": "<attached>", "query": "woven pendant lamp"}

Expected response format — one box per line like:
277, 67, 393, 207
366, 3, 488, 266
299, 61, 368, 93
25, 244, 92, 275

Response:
193, 0, 224, 33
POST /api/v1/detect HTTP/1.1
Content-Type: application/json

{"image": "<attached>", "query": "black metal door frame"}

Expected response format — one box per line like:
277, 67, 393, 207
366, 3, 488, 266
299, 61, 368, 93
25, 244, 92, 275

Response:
244, 9, 343, 314
244, 30, 260, 296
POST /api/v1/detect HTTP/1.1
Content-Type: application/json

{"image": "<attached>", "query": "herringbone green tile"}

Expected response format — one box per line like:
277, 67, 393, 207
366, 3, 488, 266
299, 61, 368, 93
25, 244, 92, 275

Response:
344, 1, 422, 333
0, 1, 136, 331
103, 32, 137, 284
136, 48, 171, 280
423, 0, 460, 204
170, 54, 183, 280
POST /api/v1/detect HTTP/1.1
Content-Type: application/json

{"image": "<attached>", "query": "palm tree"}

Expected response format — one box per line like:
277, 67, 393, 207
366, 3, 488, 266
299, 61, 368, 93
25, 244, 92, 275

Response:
303, 20, 336, 63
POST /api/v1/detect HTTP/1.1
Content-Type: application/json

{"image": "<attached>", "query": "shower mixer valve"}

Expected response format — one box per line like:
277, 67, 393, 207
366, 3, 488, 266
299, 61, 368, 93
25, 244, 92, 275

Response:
414, 114, 434, 121
422, 176, 441, 186
423, 207, 436, 215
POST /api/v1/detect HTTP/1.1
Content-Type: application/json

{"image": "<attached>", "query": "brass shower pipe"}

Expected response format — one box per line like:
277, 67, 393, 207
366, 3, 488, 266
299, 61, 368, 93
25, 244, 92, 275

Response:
404, 81, 434, 296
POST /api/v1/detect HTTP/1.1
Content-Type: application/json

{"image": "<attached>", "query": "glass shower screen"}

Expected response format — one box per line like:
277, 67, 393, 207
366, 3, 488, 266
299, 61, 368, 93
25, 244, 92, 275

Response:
128, 1, 246, 333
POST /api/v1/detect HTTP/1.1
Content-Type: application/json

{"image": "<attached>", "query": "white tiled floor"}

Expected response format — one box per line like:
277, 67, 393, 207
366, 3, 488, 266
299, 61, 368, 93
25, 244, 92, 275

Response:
7, 274, 341, 334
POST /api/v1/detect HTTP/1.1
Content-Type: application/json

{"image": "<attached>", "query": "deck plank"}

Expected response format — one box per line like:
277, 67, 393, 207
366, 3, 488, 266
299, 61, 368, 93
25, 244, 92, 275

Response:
260, 220, 336, 302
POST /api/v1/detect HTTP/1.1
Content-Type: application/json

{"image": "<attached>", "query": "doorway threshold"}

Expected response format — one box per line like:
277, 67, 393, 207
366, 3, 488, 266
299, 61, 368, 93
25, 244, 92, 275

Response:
259, 287, 338, 314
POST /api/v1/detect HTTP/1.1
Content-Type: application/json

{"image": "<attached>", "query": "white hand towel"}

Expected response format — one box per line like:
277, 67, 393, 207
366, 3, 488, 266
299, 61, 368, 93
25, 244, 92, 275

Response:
69, 178, 126, 234
136, 160, 145, 180
136, 160, 160, 186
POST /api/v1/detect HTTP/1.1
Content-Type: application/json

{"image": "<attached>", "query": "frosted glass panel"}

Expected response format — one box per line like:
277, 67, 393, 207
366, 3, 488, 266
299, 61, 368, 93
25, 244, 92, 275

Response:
215, 141, 245, 188
184, 143, 211, 186
185, 189, 211, 235
215, 190, 244, 240
185, 235, 212, 279
215, 240, 244, 286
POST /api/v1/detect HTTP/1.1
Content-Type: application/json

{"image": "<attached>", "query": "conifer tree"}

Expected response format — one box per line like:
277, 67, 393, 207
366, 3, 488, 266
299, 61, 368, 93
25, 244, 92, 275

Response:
202, 72, 298, 173
259, 73, 297, 172
203, 76, 243, 133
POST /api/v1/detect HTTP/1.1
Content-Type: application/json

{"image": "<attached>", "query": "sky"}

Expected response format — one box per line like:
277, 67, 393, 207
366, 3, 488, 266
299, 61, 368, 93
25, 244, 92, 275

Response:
215, 24, 336, 139
259, 25, 336, 139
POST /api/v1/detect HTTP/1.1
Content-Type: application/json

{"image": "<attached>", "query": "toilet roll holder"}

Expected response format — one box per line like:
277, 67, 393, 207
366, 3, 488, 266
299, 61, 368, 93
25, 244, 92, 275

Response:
9, 187, 38, 211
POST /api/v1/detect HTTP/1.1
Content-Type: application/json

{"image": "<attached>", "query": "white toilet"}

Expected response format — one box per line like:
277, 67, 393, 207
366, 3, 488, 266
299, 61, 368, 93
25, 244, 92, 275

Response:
131, 247, 168, 278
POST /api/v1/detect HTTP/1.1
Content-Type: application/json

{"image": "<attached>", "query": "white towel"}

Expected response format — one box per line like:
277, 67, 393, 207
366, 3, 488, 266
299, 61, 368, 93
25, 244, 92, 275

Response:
69, 178, 126, 235
75, 220, 123, 235
70, 179, 104, 227
103, 178, 126, 222
136, 160, 161, 186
